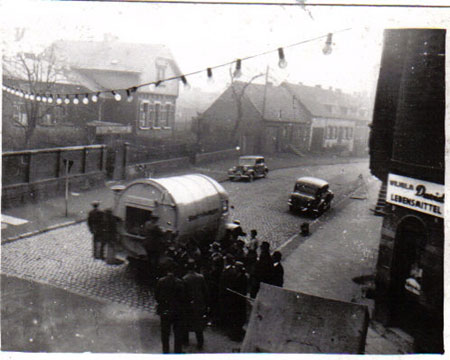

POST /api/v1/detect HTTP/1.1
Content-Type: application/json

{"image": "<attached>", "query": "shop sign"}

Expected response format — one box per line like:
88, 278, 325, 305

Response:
386, 173, 444, 218
96, 125, 132, 135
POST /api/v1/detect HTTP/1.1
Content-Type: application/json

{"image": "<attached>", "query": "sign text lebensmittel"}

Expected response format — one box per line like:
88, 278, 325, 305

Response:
386, 173, 444, 218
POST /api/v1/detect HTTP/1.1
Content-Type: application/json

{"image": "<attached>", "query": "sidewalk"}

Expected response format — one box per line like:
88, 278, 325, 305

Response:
1, 153, 368, 243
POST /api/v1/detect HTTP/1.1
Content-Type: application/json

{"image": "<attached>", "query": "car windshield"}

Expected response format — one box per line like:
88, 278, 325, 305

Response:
239, 158, 256, 166
295, 183, 318, 195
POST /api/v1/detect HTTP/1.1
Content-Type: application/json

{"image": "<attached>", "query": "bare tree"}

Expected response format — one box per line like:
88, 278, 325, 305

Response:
229, 70, 265, 145
2, 47, 66, 148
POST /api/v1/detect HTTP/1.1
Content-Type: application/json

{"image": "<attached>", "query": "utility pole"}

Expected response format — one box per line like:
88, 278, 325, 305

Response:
261, 65, 270, 119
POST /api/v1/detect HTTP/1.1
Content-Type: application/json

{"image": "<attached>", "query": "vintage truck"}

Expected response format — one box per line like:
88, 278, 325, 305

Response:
108, 174, 237, 265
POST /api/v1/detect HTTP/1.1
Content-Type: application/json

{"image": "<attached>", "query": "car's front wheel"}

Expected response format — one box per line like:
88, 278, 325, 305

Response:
248, 173, 254, 182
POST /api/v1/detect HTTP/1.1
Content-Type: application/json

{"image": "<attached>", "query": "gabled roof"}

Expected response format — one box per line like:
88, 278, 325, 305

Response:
282, 82, 370, 120
51, 40, 179, 73
49, 40, 182, 92
231, 81, 309, 123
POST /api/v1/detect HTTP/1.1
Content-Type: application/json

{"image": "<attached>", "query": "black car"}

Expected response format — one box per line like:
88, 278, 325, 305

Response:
288, 177, 334, 216
228, 155, 268, 182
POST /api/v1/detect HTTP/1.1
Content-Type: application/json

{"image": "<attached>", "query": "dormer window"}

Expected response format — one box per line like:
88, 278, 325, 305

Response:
156, 65, 166, 82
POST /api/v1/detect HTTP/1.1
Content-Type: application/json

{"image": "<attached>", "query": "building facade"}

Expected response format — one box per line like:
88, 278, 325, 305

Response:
199, 80, 370, 155
370, 29, 445, 353
2, 38, 181, 150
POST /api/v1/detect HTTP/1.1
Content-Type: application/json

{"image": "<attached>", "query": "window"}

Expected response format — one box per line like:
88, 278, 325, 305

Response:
156, 65, 166, 83
164, 103, 173, 127
39, 113, 54, 126
340, 106, 348, 115
154, 103, 161, 127
53, 106, 66, 124
348, 127, 353, 139
325, 104, 333, 113
12, 103, 28, 126
139, 101, 150, 129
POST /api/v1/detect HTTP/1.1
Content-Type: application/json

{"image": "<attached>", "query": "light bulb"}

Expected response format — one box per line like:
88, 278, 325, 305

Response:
73, 96, 80, 105
126, 89, 134, 103
278, 58, 288, 69
36, 95, 42, 102
180, 76, 190, 90
30, 94, 35, 101
91, 93, 99, 103
322, 33, 333, 55
25, 94, 30, 100
64, 97, 70, 105
112, 91, 121, 101
56, 96, 63, 105
207, 68, 214, 84
42, 96, 48, 103
48, 95, 53, 104
233, 59, 242, 78
82, 95, 89, 105
19, 92, 25, 98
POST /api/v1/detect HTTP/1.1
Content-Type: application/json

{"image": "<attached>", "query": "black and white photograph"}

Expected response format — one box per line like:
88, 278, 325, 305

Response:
1, 0, 448, 356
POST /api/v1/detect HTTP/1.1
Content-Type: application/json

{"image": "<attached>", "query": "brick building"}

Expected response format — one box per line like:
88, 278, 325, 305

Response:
198, 80, 370, 155
2, 38, 181, 150
370, 29, 445, 353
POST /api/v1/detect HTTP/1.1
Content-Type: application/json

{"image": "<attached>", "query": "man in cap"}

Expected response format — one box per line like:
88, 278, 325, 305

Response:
182, 258, 209, 350
87, 200, 104, 259
251, 241, 273, 298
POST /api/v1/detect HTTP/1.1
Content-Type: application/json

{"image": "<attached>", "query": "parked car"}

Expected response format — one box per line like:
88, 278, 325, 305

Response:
228, 155, 268, 182
288, 176, 334, 216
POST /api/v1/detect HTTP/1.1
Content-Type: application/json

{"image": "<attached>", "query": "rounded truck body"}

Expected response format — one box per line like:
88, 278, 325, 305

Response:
112, 174, 230, 259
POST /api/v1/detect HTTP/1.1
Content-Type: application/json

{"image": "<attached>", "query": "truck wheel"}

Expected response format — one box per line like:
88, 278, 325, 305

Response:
248, 174, 254, 182
263, 170, 268, 178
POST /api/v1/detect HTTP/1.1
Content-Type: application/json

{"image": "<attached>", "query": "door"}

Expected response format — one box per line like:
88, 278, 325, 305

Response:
310, 127, 324, 152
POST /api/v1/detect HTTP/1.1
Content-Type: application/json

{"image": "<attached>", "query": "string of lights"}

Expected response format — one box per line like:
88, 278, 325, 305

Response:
2, 28, 350, 105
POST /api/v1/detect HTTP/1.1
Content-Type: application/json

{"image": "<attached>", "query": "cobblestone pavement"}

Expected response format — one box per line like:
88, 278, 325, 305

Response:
1, 162, 369, 313
1, 224, 155, 313
226, 162, 369, 249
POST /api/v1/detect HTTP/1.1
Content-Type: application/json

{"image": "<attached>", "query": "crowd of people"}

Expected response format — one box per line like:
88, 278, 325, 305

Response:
150, 223, 285, 353
88, 201, 285, 354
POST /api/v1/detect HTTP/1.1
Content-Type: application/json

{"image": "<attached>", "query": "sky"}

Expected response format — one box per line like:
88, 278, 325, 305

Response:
1, 0, 449, 100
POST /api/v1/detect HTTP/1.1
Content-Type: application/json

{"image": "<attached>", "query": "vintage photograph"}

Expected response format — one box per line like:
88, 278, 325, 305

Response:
1, 0, 448, 356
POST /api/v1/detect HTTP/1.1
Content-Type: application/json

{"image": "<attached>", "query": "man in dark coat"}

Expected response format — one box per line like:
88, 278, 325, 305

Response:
218, 255, 236, 329
182, 259, 208, 349
87, 201, 104, 259
155, 261, 187, 354
143, 215, 165, 276
103, 209, 124, 265
271, 251, 284, 287
251, 241, 273, 298
228, 260, 248, 341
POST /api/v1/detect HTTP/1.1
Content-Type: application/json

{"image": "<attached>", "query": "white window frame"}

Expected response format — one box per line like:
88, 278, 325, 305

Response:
163, 102, 173, 129
152, 101, 162, 129
12, 103, 28, 126
139, 100, 151, 130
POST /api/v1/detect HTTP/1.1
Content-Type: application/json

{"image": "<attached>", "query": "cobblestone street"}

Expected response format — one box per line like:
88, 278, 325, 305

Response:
1, 162, 369, 314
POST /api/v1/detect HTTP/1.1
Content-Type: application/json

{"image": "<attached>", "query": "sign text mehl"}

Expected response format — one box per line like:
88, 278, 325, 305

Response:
386, 173, 444, 218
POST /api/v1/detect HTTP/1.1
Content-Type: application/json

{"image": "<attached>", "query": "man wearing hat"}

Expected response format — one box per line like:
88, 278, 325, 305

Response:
88, 200, 104, 259
182, 258, 208, 350
144, 213, 165, 276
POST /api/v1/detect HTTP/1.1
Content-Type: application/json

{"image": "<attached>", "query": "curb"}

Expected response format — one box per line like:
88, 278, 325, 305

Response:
3, 218, 86, 245
2, 157, 368, 244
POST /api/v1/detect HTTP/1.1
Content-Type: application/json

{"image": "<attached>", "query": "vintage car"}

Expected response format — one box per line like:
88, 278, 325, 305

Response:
288, 176, 334, 216
228, 155, 268, 182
